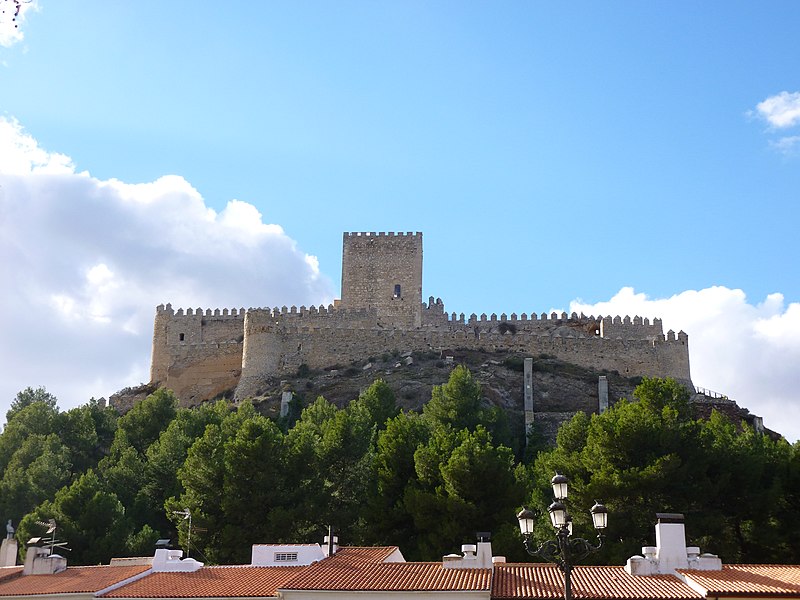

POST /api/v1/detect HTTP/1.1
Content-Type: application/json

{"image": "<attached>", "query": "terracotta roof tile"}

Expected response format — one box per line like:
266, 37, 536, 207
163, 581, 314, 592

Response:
679, 565, 800, 597
0, 568, 22, 583
329, 546, 401, 563
0, 565, 150, 596
104, 566, 304, 598
282, 560, 491, 591
492, 564, 702, 600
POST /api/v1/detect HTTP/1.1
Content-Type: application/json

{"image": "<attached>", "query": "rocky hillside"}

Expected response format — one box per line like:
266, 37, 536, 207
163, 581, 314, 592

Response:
113, 348, 773, 446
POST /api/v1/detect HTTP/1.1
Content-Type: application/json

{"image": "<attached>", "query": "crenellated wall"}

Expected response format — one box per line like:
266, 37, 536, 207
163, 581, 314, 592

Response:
140, 232, 692, 408
232, 302, 691, 401
149, 303, 246, 405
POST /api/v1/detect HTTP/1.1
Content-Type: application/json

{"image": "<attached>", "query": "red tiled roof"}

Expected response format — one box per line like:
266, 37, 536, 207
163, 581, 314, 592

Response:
492, 564, 702, 600
0, 565, 150, 596
103, 566, 304, 598
327, 547, 401, 564
679, 565, 800, 597
0, 568, 22, 583
282, 560, 491, 592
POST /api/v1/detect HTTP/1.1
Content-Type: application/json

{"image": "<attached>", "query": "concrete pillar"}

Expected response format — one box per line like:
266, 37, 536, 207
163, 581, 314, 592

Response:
598, 376, 609, 413
0, 538, 17, 567
280, 391, 293, 418
524, 358, 534, 444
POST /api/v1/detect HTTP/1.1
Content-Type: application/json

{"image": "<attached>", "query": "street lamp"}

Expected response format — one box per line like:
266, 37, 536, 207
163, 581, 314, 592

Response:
516, 474, 608, 600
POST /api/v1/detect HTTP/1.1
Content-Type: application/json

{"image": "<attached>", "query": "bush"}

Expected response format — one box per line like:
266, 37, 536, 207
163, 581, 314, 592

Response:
502, 355, 525, 372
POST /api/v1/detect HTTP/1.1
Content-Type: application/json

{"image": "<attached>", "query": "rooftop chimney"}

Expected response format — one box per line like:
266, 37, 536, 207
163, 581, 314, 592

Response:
625, 514, 721, 576
442, 533, 496, 569
22, 539, 66, 575
151, 548, 203, 572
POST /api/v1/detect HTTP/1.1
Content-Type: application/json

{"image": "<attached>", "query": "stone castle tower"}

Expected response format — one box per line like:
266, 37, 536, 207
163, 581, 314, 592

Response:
134, 231, 692, 408
340, 232, 423, 328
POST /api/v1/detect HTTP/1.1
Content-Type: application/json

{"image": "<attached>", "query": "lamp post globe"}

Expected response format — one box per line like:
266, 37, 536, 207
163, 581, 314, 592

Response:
590, 502, 608, 530
517, 508, 537, 536
551, 473, 569, 500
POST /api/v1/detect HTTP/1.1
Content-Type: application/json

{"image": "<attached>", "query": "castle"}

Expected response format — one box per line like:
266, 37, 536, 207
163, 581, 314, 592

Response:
143, 231, 692, 408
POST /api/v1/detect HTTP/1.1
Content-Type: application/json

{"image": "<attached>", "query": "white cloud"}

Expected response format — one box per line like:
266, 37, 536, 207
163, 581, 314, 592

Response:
0, 0, 36, 48
0, 117, 73, 173
769, 135, 800, 155
0, 117, 335, 424
755, 91, 800, 129
570, 287, 800, 443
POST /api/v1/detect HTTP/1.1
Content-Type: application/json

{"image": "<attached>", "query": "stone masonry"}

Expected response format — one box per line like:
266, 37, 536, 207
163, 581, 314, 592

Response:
140, 232, 692, 407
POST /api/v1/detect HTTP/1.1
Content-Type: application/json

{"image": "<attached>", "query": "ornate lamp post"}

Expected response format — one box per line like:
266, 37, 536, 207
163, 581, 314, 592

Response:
517, 474, 608, 600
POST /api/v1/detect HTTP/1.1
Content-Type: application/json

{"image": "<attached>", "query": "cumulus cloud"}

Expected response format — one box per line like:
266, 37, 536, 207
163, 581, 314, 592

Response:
570, 287, 800, 443
0, 117, 335, 423
0, 0, 36, 48
756, 91, 800, 129
769, 135, 800, 155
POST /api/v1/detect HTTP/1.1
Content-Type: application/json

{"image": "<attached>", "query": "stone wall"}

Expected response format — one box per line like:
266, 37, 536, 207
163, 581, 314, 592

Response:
140, 232, 692, 408
233, 305, 691, 401
147, 304, 245, 406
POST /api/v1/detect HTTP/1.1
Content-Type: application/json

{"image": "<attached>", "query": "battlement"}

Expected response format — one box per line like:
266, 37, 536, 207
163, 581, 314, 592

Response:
156, 303, 247, 319
419, 297, 673, 340
159, 299, 675, 341
343, 231, 422, 238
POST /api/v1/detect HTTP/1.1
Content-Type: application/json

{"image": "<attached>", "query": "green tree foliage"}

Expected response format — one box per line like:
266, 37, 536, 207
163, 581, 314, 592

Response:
142, 401, 230, 535
368, 411, 431, 549
99, 389, 178, 532
404, 425, 522, 560
18, 470, 138, 565
0, 434, 71, 524
528, 377, 800, 565
353, 379, 399, 429
0, 400, 61, 475
6, 375, 799, 568
423, 365, 483, 431
114, 388, 178, 454
6, 386, 58, 423
57, 400, 118, 475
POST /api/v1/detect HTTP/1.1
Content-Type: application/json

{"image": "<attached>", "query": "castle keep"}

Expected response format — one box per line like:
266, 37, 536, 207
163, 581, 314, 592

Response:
147, 232, 691, 406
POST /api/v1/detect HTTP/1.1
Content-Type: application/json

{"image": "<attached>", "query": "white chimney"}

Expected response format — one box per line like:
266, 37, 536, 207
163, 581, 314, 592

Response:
443, 537, 495, 569
655, 513, 688, 572
625, 514, 721, 576
151, 548, 203, 572
22, 541, 67, 575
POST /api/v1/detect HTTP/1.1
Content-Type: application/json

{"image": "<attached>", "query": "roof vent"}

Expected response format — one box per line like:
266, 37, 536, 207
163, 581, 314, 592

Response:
151, 548, 203, 572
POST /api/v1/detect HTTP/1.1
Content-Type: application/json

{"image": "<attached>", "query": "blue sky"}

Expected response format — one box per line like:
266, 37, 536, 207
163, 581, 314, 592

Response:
1, 1, 799, 441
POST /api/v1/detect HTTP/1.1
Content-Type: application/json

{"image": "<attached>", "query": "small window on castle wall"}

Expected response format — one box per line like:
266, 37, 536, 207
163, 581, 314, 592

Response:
394, 284, 401, 298
179, 333, 185, 342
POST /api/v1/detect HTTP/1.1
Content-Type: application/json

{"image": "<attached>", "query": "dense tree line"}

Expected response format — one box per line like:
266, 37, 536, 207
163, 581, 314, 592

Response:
2, 370, 799, 566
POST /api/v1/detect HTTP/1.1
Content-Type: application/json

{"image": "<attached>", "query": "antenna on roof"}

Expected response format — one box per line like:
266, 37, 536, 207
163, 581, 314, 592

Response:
35, 518, 56, 535
172, 509, 192, 557
33, 519, 70, 554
